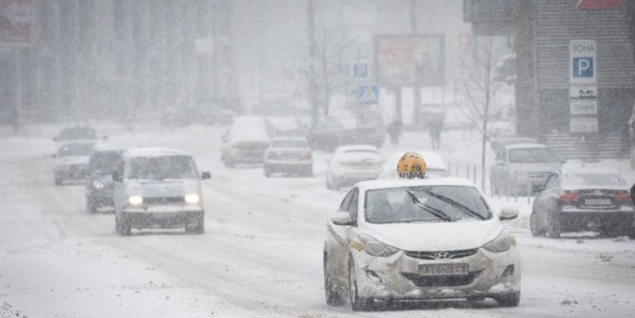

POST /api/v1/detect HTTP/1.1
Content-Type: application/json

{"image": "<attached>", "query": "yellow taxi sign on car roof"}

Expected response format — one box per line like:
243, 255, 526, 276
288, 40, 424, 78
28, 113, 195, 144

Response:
396, 152, 427, 179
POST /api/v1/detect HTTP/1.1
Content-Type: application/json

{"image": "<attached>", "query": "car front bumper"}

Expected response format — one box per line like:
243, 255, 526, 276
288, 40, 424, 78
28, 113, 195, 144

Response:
121, 206, 203, 229
351, 247, 521, 301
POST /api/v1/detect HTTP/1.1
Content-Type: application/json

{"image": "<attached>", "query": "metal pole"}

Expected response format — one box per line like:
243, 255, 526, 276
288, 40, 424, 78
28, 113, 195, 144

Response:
14, 48, 22, 131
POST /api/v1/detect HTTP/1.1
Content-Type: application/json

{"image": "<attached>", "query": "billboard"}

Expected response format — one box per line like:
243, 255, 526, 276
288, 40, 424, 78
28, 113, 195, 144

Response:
374, 34, 444, 86
0, 0, 33, 45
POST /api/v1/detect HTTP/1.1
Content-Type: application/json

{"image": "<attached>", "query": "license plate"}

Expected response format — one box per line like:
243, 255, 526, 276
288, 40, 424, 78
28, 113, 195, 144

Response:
584, 199, 611, 205
419, 263, 469, 276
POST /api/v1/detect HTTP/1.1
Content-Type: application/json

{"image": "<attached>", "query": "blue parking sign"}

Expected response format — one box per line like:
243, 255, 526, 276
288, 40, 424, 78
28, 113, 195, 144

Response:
573, 57, 594, 78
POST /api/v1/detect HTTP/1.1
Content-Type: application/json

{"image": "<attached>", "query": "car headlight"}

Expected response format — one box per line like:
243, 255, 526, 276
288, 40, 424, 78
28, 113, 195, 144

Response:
358, 233, 399, 257
184, 193, 200, 204
92, 180, 105, 190
128, 195, 143, 205
482, 230, 512, 253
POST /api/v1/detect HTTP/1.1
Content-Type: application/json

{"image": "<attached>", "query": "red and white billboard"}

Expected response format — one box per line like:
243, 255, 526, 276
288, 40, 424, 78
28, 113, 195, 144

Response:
375, 34, 445, 87
1, 0, 33, 45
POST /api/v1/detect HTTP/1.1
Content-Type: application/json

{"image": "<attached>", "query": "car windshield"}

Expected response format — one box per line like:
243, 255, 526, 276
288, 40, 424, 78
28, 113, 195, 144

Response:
57, 143, 94, 157
88, 151, 122, 174
564, 173, 624, 186
272, 139, 308, 148
508, 148, 558, 163
58, 127, 97, 140
126, 156, 198, 180
365, 185, 492, 224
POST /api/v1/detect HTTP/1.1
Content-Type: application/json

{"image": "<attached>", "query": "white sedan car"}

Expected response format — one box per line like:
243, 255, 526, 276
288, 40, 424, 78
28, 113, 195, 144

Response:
326, 145, 383, 190
323, 177, 522, 310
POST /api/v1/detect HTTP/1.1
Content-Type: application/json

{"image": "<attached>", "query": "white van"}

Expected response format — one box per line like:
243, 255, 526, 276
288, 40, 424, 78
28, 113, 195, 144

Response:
112, 147, 210, 235
220, 116, 270, 167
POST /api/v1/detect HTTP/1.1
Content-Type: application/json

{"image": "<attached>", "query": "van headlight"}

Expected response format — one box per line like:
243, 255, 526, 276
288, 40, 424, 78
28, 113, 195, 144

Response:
184, 194, 200, 204
128, 195, 143, 205
92, 180, 105, 190
483, 230, 512, 253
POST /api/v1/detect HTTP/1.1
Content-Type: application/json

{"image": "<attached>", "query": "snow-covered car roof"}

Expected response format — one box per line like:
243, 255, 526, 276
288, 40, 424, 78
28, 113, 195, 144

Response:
334, 144, 379, 154
505, 143, 548, 150
123, 147, 191, 158
562, 166, 621, 176
357, 177, 476, 192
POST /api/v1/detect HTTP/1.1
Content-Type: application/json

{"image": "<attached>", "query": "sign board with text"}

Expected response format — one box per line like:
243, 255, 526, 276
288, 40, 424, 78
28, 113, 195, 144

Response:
375, 34, 444, 86
570, 40, 596, 84
570, 116, 598, 133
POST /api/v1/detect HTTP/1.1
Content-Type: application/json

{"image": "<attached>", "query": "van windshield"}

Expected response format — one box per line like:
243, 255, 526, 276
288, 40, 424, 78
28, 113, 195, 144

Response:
126, 156, 198, 180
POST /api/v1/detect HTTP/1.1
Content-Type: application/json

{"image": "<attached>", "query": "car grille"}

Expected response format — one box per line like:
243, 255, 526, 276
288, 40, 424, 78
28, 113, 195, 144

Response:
405, 249, 478, 260
143, 197, 184, 205
401, 270, 482, 287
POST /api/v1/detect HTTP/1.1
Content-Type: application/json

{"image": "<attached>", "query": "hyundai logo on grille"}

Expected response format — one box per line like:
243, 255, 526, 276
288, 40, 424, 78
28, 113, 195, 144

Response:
433, 252, 451, 260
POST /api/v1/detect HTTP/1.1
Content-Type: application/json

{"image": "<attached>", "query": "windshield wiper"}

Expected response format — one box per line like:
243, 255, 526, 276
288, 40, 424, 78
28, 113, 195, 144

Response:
416, 188, 486, 220
405, 190, 453, 222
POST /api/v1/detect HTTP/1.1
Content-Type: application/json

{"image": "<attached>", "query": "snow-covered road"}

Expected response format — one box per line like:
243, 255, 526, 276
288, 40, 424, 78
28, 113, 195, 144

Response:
1, 123, 634, 317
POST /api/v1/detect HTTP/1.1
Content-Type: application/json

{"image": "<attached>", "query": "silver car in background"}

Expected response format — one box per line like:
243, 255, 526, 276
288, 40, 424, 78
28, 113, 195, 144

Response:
490, 143, 562, 195
326, 145, 383, 190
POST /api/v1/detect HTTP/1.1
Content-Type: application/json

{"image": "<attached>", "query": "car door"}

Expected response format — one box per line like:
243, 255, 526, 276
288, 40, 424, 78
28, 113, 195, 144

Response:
325, 187, 359, 283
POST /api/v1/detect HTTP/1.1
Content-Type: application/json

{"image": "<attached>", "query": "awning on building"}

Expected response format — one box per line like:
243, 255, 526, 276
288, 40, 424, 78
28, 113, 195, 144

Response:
576, 0, 622, 10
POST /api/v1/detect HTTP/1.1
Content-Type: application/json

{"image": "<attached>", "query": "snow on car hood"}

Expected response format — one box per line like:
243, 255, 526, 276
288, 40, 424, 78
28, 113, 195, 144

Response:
124, 179, 200, 197
360, 219, 504, 251
55, 156, 90, 166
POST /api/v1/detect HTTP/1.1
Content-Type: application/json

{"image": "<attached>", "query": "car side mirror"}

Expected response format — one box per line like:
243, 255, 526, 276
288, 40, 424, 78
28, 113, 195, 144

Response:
331, 211, 352, 226
499, 207, 519, 221
112, 171, 123, 183
201, 171, 211, 180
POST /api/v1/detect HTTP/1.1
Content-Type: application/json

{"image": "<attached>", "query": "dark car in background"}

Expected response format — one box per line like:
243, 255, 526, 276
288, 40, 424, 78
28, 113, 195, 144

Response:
53, 126, 103, 142
307, 114, 385, 152
530, 168, 635, 238
53, 142, 96, 185
85, 146, 127, 213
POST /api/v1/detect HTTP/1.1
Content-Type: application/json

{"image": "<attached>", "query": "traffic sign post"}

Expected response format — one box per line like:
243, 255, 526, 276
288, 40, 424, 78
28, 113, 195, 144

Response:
569, 40, 598, 134
353, 63, 368, 79
359, 84, 379, 105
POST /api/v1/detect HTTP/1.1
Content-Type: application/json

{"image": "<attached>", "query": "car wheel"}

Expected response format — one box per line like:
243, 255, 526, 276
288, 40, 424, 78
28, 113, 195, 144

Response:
54, 174, 63, 186
323, 253, 345, 307
493, 291, 520, 307
116, 214, 131, 236
547, 212, 561, 239
186, 214, 205, 234
529, 212, 546, 237
348, 258, 372, 311
87, 199, 97, 214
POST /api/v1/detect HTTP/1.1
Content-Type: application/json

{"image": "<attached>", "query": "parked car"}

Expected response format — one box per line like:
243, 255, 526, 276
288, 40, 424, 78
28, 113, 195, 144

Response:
490, 143, 563, 195
53, 125, 103, 142
380, 150, 448, 179
490, 136, 537, 154
323, 177, 522, 310
183, 103, 237, 126
307, 114, 385, 152
263, 136, 313, 177
85, 145, 127, 213
113, 147, 211, 235
221, 116, 270, 167
265, 116, 308, 137
326, 145, 383, 190
53, 142, 96, 185
530, 168, 634, 238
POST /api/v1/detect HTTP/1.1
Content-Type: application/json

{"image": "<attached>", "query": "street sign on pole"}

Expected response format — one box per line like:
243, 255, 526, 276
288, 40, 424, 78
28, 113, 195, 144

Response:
359, 84, 379, 105
353, 63, 368, 79
0, 0, 33, 46
570, 40, 596, 84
